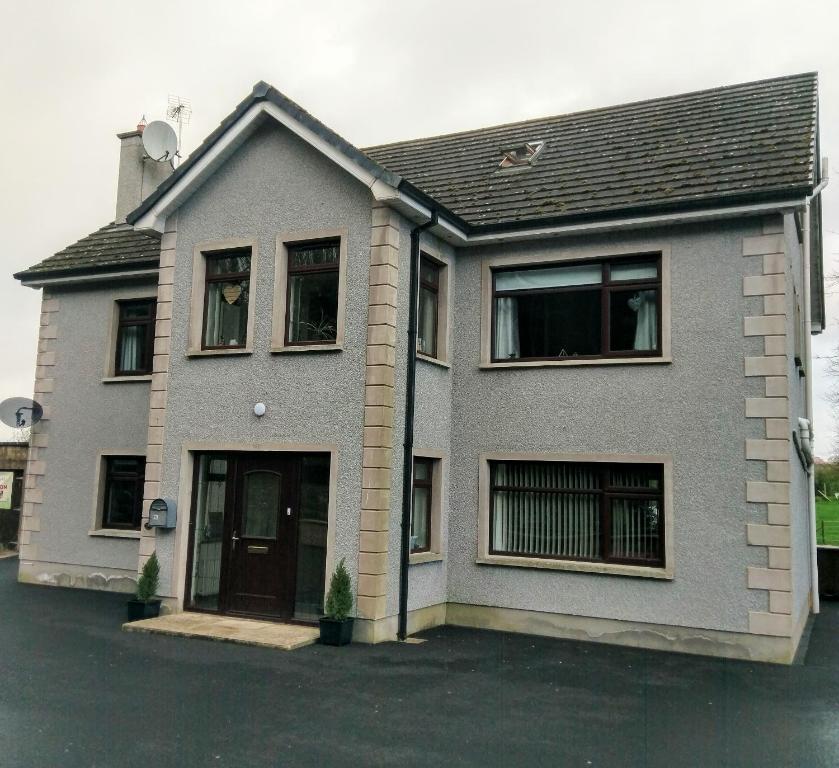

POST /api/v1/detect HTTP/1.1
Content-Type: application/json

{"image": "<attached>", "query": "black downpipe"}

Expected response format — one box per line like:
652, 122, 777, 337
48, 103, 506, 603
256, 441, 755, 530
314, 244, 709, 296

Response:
398, 211, 438, 641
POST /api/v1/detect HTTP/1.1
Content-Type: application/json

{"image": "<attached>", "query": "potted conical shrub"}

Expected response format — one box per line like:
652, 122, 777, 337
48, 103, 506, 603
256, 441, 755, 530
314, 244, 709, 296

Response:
319, 558, 354, 646
126, 552, 162, 621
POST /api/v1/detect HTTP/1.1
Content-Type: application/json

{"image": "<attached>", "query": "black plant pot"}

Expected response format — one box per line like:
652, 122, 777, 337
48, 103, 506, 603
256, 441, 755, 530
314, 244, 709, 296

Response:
319, 617, 354, 646
126, 598, 162, 622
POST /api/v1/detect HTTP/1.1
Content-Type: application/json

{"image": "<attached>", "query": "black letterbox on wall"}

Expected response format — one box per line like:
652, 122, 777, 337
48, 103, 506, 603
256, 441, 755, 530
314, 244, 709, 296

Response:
147, 498, 177, 529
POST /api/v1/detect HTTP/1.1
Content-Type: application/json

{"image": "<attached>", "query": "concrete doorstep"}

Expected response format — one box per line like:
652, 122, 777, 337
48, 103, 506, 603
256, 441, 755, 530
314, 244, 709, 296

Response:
123, 612, 320, 651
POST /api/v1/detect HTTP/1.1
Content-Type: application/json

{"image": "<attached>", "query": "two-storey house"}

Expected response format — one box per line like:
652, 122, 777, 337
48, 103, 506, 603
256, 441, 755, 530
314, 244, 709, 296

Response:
15, 72, 826, 663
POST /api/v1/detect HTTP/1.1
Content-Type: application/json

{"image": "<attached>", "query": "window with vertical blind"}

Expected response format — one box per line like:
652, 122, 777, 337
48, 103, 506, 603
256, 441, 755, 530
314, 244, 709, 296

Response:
489, 460, 664, 567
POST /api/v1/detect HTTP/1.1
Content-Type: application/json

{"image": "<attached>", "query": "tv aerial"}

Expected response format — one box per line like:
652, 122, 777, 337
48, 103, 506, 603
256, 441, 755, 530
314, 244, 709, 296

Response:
0, 397, 43, 429
142, 120, 178, 164
166, 94, 192, 166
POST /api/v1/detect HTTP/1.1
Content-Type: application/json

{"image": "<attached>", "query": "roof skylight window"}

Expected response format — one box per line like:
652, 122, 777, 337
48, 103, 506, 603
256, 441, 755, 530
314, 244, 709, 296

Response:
498, 141, 546, 169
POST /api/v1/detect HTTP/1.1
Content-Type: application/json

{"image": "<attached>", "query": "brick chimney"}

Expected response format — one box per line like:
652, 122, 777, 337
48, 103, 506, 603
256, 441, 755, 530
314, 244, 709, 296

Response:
115, 120, 174, 223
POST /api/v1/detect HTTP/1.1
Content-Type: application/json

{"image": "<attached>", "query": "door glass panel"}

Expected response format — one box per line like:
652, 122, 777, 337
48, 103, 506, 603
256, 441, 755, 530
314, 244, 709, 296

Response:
294, 455, 330, 620
243, 472, 281, 539
190, 455, 228, 610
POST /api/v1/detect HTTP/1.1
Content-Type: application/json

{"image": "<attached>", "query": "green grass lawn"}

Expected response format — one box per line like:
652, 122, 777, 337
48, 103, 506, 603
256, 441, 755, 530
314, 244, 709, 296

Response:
815, 498, 839, 546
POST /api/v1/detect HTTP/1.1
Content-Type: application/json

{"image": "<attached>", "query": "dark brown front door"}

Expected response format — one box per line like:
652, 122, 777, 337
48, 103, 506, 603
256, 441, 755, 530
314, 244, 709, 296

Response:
227, 454, 298, 618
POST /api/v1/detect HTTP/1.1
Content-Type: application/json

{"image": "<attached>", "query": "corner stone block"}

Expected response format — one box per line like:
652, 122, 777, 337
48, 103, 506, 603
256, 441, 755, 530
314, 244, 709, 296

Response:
762, 253, 785, 275
746, 524, 791, 548
746, 481, 790, 504
357, 573, 388, 598
745, 398, 788, 419
764, 295, 786, 316
747, 567, 791, 592
745, 439, 789, 461
743, 274, 785, 296
768, 547, 792, 569
744, 315, 786, 337
764, 336, 786, 357
766, 461, 791, 482
749, 611, 792, 637
742, 234, 784, 256
360, 509, 389, 532
358, 551, 388, 575
745, 356, 787, 377
765, 418, 790, 439
765, 377, 788, 398
767, 503, 791, 525
356, 595, 387, 620
769, 591, 792, 614
358, 530, 389, 554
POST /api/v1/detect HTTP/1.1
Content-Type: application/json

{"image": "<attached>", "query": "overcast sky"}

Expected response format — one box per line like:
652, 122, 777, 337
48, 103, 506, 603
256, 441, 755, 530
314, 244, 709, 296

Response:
1, 0, 838, 451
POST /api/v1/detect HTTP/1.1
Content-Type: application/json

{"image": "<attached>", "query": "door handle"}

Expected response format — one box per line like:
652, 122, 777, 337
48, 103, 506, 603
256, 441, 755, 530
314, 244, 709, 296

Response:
232, 532, 239, 549
287, 507, 292, 517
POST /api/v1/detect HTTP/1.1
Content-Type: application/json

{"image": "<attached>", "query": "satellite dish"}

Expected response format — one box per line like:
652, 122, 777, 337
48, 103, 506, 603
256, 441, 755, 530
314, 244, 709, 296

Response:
0, 397, 43, 429
142, 120, 178, 162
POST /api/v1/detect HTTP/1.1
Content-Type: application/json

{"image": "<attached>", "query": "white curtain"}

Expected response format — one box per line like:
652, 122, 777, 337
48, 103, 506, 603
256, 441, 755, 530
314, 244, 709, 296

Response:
494, 297, 520, 359
119, 326, 142, 371
204, 287, 223, 346
629, 290, 657, 351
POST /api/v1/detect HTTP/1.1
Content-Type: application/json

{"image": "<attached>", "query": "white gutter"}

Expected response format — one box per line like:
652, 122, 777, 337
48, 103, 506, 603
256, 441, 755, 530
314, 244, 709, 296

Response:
802, 158, 829, 616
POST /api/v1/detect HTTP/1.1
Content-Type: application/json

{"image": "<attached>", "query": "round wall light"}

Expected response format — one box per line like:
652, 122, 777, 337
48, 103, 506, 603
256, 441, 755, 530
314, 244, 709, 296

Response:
253, 402, 266, 417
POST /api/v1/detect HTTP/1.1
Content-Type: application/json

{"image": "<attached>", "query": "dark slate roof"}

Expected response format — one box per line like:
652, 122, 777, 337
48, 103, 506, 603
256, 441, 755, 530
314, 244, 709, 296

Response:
22, 73, 819, 282
364, 72, 819, 230
15, 222, 160, 282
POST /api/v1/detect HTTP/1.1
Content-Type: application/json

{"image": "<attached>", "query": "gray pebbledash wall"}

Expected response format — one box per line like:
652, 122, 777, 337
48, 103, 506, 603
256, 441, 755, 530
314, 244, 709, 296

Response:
26, 280, 155, 581
445, 219, 770, 634
153, 120, 373, 597
390, 229, 455, 616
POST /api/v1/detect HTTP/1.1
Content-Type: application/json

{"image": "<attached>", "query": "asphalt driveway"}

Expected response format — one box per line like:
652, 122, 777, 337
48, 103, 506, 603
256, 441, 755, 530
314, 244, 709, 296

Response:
1, 556, 838, 767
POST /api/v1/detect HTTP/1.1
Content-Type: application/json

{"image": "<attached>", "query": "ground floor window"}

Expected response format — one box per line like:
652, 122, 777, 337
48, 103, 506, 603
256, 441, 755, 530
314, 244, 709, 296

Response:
489, 460, 664, 566
411, 458, 434, 553
102, 456, 145, 530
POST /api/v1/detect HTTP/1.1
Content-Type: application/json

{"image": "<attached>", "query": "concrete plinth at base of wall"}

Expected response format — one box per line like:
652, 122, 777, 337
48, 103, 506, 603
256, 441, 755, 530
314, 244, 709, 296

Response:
355, 601, 810, 664
17, 559, 137, 594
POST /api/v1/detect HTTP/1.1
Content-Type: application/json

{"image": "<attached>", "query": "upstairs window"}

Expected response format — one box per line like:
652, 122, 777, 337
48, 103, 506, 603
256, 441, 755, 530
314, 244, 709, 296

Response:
102, 456, 145, 530
286, 241, 340, 345
417, 256, 441, 358
490, 460, 664, 567
202, 250, 251, 350
115, 299, 156, 376
492, 256, 661, 361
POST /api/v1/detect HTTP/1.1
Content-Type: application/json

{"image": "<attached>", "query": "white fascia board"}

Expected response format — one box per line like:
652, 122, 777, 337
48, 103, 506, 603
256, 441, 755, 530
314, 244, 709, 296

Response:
132, 102, 400, 234
462, 198, 805, 246
20, 268, 159, 289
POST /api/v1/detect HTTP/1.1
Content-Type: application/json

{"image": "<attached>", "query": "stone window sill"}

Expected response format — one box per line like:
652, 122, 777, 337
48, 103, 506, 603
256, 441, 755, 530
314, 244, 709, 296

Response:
476, 554, 673, 580
416, 354, 450, 369
102, 375, 152, 384
186, 348, 253, 358
480, 356, 672, 370
88, 529, 142, 540
271, 344, 343, 354
410, 551, 444, 565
